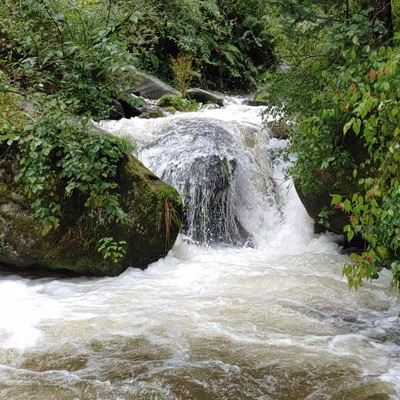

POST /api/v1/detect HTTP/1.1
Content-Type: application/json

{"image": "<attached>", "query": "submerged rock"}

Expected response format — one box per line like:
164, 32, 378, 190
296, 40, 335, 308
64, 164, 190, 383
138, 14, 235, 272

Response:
244, 99, 269, 107
132, 72, 179, 100
0, 155, 182, 276
186, 88, 224, 106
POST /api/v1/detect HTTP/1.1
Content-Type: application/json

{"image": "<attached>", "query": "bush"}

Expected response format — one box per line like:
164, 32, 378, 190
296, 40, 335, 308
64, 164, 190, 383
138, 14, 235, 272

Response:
265, 11, 400, 290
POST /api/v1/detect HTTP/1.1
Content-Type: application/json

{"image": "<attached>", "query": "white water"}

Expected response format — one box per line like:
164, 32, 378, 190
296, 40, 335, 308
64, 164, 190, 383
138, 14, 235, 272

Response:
0, 103, 399, 399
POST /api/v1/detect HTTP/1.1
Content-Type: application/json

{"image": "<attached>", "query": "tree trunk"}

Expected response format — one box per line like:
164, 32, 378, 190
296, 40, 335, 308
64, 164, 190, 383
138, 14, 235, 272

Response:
372, 0, 393, 44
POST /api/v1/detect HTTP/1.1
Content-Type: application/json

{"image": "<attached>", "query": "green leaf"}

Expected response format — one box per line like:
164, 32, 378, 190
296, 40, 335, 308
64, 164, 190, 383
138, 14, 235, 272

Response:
377, 246, 387, 256
343, 119, 354, 135
331, 194, 342, 205
347, 230, 354, 242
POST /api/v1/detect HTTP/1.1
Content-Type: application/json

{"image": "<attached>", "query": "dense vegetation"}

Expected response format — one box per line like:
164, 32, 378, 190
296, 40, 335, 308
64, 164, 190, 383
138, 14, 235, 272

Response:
264, 0, 400, 290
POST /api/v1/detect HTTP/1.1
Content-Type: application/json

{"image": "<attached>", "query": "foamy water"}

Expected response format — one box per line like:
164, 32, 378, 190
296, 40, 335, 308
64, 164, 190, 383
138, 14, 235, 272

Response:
0, 103, 399, 399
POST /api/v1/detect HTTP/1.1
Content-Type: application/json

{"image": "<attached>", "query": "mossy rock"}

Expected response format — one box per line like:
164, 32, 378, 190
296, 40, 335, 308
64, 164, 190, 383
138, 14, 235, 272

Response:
0, 155, 182, 276
164, 106, 177, 113
157, 95, 176, 108
138, 109, 164, 119
294, 129, 368, 241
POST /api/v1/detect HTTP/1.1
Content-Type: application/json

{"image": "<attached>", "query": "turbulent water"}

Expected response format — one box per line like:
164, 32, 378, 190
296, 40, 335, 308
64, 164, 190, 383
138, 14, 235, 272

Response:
0, 100, 399, 399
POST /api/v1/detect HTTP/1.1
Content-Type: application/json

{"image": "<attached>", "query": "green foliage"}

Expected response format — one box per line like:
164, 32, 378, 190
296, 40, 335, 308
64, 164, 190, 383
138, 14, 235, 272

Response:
10, 94, 135, 235
157, 94, 198, 112
127, 0, 275, 91
0, 0, 144, 260
265, 8, 400, 290
0, 0, 140, 119
171, 54, 197, 97
98, 237, 127, 264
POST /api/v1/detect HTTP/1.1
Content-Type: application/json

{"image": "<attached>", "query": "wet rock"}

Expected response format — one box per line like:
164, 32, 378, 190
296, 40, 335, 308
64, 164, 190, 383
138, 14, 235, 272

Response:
244, 99, 269, 107
295, 186, 351, 235
132, 72, 179, 100
186, 88, 224, 106
294, 129, 368, 240
266, 122, 289, 140
201, 104, 221, 111
108, 99, 126, 120
108, 95, 151, 120
140, 118, 277, 246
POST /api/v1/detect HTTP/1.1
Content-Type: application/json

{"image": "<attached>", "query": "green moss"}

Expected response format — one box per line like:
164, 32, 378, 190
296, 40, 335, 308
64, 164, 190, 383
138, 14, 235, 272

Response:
138, 109, 164, 119
157, 94, 176, 108
164, 106, 177, 113
0, 183, 7, 201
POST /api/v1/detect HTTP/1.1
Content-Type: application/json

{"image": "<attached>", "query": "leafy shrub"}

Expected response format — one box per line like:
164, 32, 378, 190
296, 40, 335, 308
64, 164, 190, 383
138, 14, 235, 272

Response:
265, 10, 400, 290
172, 54, 197, 97
0, 0, 142, 259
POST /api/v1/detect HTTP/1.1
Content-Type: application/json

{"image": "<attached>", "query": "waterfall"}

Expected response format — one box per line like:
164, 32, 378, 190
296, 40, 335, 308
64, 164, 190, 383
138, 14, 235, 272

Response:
99, 104, 286, 247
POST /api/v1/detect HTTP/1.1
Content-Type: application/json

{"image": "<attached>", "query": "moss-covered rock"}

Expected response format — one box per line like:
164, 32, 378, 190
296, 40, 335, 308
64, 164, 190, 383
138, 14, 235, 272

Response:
156, 95, 198, 112
156, 95, 176, 108
164, 106, 177, 113
138, 109, 164, 119
0, 155, 182, 276
294, 129, 368, 241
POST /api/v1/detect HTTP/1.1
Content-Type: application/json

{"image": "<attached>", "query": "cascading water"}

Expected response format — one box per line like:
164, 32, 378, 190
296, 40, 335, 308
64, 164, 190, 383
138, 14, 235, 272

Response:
99, 102, 281, 247
0, 100, 399, 400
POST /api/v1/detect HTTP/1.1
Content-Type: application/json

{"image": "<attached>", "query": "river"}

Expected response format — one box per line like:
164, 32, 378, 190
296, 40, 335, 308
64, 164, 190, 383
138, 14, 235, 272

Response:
0, 101, 399, 399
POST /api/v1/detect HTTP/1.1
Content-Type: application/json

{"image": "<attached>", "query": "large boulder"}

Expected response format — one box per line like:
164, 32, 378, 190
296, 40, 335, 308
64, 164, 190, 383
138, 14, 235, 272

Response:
186, 88, 224, 106
0, 155, 182, 276
132, 72, 179, 100
138, 117, 277, 246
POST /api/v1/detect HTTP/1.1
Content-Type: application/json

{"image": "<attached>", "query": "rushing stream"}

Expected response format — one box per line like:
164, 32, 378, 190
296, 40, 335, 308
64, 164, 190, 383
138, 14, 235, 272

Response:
0, 101, 399, 399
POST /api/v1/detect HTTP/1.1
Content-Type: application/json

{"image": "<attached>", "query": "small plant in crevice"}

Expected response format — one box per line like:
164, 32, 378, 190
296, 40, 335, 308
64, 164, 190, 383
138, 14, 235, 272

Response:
98, 237, 127, 264
171, 54, 198, 97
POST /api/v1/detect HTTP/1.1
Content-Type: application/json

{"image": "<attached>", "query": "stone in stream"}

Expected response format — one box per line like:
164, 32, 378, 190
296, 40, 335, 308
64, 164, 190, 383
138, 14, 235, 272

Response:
186, 88, 224, 106
132, 71, 179, 100
108, 95, 163, 120
0, 154, 182, 276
